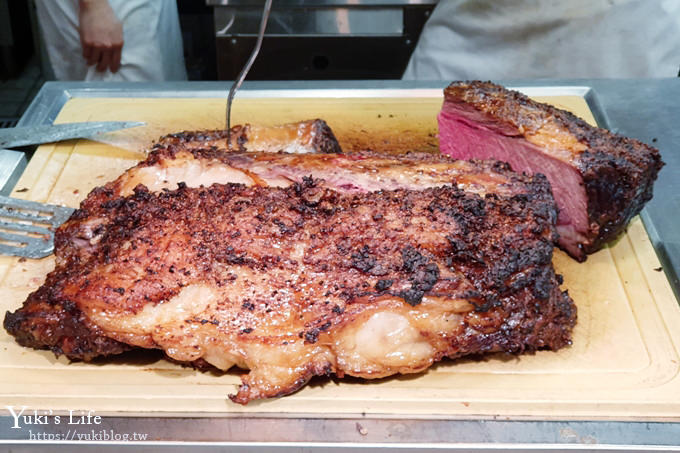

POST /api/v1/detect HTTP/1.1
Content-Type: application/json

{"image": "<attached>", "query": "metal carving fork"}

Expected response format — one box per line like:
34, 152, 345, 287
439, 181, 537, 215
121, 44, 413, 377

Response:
226, 0, 273, 147
0, 195, 74, 258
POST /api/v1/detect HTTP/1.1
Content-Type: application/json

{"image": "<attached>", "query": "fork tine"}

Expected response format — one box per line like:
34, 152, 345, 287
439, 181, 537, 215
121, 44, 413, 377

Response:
0, 242, 54, 258
0, 195, 60, 209
0, 244, 28, 255
0, 195, 74, 258
0, 208, 56, 225
0, 220, 53, 236
0, 230, 49, 245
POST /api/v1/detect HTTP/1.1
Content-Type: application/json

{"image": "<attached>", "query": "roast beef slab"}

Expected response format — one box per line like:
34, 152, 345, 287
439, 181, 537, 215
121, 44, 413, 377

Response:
438, 81, 664, 261
4, 147, 575, 403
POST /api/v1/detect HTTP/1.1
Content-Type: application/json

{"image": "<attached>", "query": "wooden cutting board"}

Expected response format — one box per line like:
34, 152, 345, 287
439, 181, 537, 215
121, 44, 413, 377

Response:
1, 95, 679, 420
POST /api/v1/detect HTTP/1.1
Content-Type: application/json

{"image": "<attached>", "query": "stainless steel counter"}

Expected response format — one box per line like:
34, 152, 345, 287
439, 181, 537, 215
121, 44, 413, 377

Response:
1, 79, 679, 452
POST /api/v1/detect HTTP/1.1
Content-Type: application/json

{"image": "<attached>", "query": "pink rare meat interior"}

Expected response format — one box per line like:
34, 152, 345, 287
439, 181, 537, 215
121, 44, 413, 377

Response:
438, 104, 589, 258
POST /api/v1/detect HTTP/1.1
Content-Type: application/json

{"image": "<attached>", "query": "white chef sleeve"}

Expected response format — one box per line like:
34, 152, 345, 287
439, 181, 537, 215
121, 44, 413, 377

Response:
35, 0, 187, 81
403, 0, 680, 80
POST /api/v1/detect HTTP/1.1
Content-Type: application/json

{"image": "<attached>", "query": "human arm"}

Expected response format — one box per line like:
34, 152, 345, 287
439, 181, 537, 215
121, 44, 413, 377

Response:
78, 0, 123, 73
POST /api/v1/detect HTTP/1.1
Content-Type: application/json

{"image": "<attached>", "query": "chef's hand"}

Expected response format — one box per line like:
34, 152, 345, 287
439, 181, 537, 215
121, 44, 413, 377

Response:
78, 0, 123, 73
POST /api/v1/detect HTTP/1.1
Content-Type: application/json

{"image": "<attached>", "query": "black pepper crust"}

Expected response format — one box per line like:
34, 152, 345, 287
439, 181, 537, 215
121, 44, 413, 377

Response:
149, 118, 341, 155
309, 118, 343, 154
3, 284, 130, 361
444, 80, 664, 259
4, 175, 574, 373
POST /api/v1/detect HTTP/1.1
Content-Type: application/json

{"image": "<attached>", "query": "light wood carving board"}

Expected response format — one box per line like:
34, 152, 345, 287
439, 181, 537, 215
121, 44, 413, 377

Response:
1, 95, 679, 420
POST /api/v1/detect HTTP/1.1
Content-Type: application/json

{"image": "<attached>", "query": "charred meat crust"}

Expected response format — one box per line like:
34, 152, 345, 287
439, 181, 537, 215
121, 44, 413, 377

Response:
153, 119, 342, 155
310, 118, 343, 154
68, 177, 560, 310
578, 143, 661, 253
444, 81, 664, 258
4, 176, 573, 373
3, 284, 130, 361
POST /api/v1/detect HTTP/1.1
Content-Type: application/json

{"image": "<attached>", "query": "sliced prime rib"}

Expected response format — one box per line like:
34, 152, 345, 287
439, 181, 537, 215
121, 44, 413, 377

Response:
438, 81, 664, 261
112, 145, 549, 199
4, 147, 575, 404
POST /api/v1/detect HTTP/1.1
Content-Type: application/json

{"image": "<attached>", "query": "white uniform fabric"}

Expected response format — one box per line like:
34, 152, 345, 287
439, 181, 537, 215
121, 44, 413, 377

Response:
404, 0, 680, 80
35, 0, 187, 81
